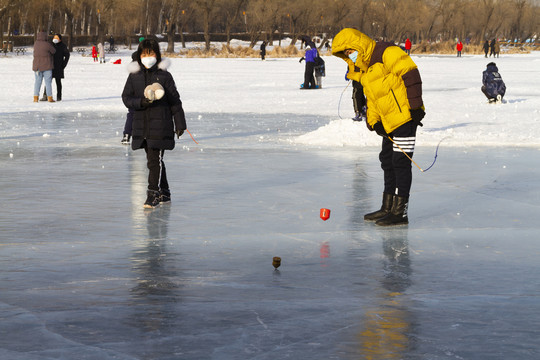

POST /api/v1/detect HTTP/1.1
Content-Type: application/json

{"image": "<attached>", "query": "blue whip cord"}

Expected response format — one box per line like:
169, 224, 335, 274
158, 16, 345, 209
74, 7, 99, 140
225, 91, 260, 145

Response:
422, 136, 450, 172
338, 80, 351, 119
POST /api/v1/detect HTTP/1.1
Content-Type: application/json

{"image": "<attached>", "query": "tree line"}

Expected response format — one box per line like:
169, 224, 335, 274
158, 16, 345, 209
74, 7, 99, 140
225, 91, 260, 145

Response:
1, 0, 538, 52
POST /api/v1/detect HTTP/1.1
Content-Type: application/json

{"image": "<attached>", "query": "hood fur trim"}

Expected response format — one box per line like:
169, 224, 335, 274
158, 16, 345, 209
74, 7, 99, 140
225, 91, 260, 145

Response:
127, 57, 171, 74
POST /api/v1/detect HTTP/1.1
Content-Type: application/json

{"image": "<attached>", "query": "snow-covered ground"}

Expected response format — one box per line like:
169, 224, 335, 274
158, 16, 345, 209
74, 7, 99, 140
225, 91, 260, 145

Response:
1, 44, 540, 359
1, 45, 539, 148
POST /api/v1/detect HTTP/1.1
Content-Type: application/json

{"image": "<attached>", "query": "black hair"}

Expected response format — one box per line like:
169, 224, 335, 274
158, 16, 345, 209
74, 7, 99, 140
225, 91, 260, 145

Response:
137, 39, 161, 66
487, 62, 496, 67
55, 33, 62, 41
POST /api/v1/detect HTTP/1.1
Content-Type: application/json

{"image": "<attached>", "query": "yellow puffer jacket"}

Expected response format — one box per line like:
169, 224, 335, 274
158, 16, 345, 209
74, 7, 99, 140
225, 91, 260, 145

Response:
332, 28, 423, 134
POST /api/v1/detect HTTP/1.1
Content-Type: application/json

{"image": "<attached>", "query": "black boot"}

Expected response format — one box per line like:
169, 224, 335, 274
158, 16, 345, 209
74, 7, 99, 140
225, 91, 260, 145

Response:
364, 193, 393, 221
376, 195, 409, 226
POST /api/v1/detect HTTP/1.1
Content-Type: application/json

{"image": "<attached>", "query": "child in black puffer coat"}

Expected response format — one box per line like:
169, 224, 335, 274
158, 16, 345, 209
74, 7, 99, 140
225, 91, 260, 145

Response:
122, 39, 187, 208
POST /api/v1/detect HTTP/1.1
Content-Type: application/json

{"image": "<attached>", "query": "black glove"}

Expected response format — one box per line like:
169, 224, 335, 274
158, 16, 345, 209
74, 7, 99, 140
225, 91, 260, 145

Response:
372, 122, 387, 137
410, 108, 425, 127
141, 98, 152, 108
176, 130, 184, 139
299, 57, 304, 63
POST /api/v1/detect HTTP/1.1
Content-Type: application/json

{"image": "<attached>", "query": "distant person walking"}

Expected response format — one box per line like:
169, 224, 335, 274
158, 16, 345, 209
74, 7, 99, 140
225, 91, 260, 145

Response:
481, 62, 506, 104
299, 45, 318, 89
41, 33, 70, 101
98, 42, 105, 63
456, 40, 463, 57
489, 39, 496, 57
483, 40, 489, 58
260, 41, 266, 61
494, 40, 500, 58
91, 45, 98, 62
109, 35, 115, 51
404, 38, 411, 55
32, 31, 56, 103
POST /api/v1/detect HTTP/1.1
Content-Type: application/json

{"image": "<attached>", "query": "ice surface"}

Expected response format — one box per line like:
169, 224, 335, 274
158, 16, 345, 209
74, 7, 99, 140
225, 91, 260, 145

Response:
1, 48, 540, 359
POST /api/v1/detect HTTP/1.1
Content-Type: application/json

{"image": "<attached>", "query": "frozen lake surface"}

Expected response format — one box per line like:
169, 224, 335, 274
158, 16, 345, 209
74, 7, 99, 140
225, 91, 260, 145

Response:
1, 110, 540, 359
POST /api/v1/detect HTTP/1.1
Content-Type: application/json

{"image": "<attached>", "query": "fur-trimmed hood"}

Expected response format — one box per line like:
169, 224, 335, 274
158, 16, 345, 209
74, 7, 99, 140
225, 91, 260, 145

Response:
127, 57, 171, 74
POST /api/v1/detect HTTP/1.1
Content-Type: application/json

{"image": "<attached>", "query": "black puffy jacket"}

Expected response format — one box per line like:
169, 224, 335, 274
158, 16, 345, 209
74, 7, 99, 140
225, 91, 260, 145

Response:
482, 63, 506, 99
122, 58, 186, 151
52, 41, 70, 79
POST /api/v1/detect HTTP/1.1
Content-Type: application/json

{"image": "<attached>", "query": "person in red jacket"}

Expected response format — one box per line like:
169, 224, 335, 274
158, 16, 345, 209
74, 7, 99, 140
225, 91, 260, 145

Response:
404, 38, 412, 55
91, 45, 98, 62
456, 40, 463, 57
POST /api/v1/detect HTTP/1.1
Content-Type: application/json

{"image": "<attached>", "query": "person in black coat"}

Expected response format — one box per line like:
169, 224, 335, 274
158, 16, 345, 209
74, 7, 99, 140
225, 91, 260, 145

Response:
41, 33, 70, 101
483, 40, 489, 58
260, 41, 266, 60
122, 39, 187, 208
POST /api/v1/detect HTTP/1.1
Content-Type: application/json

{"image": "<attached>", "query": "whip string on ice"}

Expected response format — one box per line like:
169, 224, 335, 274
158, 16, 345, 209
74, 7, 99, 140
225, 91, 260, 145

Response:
337, 80, 351, 119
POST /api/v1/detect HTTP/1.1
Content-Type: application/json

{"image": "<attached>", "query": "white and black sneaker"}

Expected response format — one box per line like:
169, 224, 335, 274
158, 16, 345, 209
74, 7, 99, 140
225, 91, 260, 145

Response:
144, 190, 160, 209
159, 189, 171, 204
121, 134, 131, 145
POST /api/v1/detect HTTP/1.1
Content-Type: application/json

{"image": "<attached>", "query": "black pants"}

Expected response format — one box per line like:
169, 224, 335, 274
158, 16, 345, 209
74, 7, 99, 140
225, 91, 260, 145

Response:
42, 78, 62, 99
352, 81, 366, 114
379, 121, 417, 198
144, 145, 169, 192
124, 108, 134, 135
303, 62, 315, 89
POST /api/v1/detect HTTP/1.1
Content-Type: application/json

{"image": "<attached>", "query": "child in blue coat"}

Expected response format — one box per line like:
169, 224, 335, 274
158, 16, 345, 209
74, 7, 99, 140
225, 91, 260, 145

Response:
481, 62, 506, 103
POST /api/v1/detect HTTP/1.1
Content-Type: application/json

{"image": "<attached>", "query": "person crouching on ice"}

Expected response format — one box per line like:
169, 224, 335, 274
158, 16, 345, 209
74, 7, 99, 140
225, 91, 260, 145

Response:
481, 62, 506, 104
122, 39, 187, 208
332, 28, 425, 226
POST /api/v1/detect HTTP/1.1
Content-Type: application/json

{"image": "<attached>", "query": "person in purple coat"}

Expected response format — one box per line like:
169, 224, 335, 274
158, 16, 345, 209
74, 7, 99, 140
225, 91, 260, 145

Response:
299, 45, 318, 89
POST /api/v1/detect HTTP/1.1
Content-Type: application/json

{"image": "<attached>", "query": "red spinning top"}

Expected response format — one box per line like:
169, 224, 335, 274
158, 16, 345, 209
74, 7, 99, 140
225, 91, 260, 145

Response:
320, 208, 331, 221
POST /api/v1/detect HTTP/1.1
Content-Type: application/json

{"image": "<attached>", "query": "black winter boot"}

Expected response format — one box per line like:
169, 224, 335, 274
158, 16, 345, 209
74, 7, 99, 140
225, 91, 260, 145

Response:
143, 190, 161, 209
376, 195, 409, 226
364, 193, 394, 221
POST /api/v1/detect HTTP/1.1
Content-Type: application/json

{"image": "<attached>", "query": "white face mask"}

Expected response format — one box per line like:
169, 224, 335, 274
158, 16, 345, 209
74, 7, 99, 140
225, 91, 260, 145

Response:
53, 39, 60, 44
141, 56, 157, 69
348, 51, 359, 63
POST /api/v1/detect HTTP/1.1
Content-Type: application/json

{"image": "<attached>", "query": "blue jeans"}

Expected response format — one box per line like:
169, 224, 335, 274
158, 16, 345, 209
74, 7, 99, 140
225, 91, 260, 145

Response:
34, 70, 53, 97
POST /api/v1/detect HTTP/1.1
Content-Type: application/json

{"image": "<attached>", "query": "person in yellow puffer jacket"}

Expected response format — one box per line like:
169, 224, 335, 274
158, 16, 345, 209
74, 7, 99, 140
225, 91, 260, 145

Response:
332, 28, 425, 226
